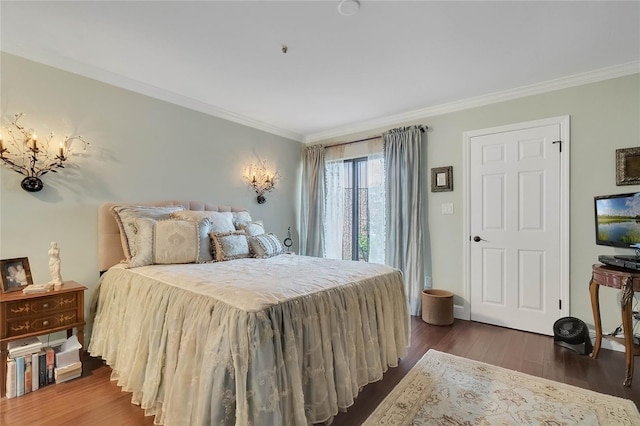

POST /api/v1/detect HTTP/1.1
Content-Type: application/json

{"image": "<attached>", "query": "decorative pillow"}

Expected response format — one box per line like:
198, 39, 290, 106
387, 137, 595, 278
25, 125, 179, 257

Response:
240, 220, 265, 236
248, 233, 286, 259
232, 211, 253, 230
210, 230, 250, 262
154, 220, 199, 265
170, 210, 235, 233
130, 218, 211, 267
111, 205, 185, 261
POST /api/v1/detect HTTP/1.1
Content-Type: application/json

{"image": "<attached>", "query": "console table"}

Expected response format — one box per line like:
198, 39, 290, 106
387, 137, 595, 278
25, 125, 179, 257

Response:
0, 281, 86, 398
589, 264, 640, 386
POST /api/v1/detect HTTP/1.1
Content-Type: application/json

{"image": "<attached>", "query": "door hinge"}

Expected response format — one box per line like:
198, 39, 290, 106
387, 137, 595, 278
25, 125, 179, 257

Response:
559, 299, 562, 310
552, 140, 562, 153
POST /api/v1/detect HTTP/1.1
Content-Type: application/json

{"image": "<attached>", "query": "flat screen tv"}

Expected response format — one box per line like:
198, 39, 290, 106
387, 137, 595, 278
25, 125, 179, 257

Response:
594, 192, 640, 260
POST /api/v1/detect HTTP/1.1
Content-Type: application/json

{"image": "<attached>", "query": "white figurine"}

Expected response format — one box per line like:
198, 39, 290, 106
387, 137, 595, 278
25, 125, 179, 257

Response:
48, 241, 63, 289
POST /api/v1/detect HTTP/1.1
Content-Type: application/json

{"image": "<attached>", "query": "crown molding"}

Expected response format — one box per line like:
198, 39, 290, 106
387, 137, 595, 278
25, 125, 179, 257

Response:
5, 49, 637, 145
304, 61, 640, 144
2, 50, 304, 142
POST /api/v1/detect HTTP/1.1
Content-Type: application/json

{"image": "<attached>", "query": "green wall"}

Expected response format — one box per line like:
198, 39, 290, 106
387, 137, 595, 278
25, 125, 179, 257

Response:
319, 73, 640, 334
3, 50, 638, 338
0, 53, 303, 337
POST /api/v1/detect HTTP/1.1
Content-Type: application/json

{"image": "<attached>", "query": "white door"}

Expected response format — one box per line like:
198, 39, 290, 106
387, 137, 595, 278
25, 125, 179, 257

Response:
465, 117, 569, 336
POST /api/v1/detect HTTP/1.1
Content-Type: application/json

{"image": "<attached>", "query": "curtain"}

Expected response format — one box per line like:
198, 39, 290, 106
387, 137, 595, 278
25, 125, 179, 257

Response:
367, 150, 385, 265
324, 159, 345, 259
324, 144, 346, 259
300, 145, 326, 257
383, 126, 424, 315
324, 139, 386, 263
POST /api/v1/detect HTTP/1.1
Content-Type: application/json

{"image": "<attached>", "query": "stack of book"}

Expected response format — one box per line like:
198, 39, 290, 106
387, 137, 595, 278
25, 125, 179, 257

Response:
5, 335, 82, 398
54, 361, 82, 383
53, 335, 83, 383
5, 337, 49, 399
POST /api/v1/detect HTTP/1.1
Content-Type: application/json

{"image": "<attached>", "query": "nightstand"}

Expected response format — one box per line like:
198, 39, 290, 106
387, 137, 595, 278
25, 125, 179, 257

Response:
0, 281, 86, 398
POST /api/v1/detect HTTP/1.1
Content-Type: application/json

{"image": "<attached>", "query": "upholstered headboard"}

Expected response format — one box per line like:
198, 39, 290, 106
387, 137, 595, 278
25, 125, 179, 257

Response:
98, 201, 247, 272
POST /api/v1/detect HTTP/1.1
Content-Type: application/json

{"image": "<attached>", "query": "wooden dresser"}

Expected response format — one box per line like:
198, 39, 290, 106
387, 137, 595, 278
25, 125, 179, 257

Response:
0, 281, 86, 398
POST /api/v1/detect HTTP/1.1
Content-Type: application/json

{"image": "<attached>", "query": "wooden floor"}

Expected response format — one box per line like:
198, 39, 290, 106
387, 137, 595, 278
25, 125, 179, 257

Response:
1, 317, 639, 425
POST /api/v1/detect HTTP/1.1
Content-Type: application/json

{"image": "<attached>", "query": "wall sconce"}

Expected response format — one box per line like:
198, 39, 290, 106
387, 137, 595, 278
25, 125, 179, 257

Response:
0, 113, 89, 192
243, 160, 280, 204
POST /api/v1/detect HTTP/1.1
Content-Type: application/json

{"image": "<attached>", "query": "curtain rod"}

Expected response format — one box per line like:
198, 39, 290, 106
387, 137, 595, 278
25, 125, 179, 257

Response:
324, 135, 381, 149
324, 125, 428, 149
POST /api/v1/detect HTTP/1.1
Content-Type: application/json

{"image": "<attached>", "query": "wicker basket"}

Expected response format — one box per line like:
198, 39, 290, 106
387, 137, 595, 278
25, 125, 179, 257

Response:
421, 289, 454, 326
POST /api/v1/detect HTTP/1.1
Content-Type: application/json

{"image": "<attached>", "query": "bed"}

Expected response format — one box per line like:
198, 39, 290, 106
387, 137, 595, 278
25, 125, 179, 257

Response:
88, 201, 410, 425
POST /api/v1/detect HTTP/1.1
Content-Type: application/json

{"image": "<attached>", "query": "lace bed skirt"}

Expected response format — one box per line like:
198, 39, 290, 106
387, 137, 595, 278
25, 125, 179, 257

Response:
89, 258, 409, 425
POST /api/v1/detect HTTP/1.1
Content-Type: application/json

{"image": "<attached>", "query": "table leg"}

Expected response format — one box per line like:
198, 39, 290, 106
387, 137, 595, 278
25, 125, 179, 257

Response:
66, 326, 85, 360
589, 275, 602, 358
0, 341, 7, 398
76, 325, 85, 360
76, 325, 85, 349
621, 276, 635, 386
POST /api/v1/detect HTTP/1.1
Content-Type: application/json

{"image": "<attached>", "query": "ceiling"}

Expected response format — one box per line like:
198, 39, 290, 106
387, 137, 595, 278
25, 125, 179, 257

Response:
1, 1, 639, 143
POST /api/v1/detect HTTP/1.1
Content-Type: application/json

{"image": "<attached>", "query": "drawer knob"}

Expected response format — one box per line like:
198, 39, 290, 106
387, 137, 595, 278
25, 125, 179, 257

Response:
42, 321, 49, 326
43, 303, 49, 308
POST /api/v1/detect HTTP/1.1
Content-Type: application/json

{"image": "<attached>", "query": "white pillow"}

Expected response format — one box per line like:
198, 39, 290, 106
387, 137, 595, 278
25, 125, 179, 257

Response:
210, 230, 250, 261
111, 205, 185, 261
130, 218, 211, 267
248, 233, 286, 258
240, 220, 265, 236
170, 210, 235, 233
232, 211, 253, 230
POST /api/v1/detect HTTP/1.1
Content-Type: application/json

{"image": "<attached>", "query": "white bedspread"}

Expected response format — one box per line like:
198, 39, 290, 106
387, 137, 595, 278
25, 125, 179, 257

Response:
89, 255, 410, 425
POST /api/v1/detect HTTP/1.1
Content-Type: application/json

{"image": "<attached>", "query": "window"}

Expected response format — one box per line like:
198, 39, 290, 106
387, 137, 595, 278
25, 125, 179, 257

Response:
325, 154, 385, 263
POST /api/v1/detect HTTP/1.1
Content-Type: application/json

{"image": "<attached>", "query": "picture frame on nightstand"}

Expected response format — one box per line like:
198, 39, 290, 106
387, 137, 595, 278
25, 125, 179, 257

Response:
0, 257, 33, 293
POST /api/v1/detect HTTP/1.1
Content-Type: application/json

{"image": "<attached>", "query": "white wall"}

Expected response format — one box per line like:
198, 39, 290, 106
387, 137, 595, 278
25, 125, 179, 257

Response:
317, 73, 640, 334
0, 53, 303, 337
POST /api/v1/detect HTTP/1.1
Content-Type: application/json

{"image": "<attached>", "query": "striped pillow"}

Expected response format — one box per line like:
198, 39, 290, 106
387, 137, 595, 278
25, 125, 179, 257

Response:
248, 233, 285, 258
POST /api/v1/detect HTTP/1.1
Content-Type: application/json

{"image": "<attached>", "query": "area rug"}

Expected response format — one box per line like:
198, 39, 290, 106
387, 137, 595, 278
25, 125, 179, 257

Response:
363, 349, 640, 425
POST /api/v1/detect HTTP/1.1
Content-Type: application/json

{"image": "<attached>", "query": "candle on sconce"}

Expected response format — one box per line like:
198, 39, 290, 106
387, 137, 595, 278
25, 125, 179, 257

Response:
252, 174, 256, 184
0, 112, 90, 193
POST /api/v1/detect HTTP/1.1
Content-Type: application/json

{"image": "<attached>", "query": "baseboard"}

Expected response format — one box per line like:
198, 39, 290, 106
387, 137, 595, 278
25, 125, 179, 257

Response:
453, 304, 467, 320
588, 328, 625, 353
448, 317, 626, 353
449, 310, 623, 352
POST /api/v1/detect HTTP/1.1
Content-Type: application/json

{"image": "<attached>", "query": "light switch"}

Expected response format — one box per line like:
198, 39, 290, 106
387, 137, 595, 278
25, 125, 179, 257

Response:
441, 203, 454, 215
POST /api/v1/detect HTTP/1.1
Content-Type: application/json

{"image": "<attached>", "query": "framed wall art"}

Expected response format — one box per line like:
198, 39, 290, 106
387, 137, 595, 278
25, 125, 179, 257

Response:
431, 166, 453, 192
616, 147, 640, 186
0, 257, 33, 293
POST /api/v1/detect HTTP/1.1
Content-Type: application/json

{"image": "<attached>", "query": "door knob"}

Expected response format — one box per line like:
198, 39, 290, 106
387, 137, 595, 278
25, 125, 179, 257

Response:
473, 236, 485, 242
